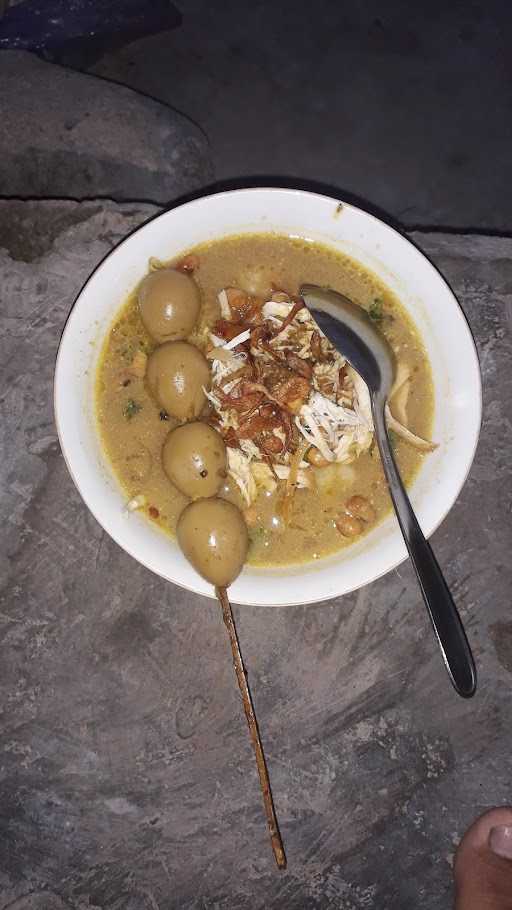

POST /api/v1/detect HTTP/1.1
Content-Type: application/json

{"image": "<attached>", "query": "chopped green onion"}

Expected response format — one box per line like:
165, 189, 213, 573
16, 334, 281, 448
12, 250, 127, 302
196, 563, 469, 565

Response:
388, 429, 399, 451
369, 298, 383, 322
123, 398, 142, 420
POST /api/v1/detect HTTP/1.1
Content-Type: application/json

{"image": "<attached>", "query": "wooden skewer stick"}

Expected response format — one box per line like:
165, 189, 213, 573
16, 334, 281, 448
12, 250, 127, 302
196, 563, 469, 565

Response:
216, 586, 287, 870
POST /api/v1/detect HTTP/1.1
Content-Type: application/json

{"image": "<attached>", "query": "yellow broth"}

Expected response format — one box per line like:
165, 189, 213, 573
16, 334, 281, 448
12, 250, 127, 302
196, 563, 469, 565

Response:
95, 234, 434, 567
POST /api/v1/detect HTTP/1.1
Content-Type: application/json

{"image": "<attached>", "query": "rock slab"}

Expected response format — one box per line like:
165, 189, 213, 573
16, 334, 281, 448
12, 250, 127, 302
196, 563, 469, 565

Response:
0, 51, 212, 202
0, 200, 511, 909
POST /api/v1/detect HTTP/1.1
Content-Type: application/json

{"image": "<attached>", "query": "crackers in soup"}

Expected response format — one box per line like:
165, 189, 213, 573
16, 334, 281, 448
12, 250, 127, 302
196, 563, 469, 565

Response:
96, 234, 435, 567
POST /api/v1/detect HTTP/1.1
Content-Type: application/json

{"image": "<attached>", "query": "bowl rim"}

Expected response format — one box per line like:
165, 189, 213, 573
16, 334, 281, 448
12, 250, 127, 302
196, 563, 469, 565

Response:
54, 187, 483, 606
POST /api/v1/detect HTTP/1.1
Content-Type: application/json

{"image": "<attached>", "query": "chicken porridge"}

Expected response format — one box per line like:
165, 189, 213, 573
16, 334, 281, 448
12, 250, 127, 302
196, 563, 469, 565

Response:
96, 233, 435, 570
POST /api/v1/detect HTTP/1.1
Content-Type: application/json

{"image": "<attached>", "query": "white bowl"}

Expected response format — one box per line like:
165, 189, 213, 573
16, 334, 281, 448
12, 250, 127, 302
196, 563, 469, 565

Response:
54, 188, 481, 606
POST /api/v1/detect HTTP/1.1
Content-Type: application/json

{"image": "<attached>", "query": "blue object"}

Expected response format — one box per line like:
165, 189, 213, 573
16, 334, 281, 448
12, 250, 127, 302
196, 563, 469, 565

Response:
0, 0, 181, 63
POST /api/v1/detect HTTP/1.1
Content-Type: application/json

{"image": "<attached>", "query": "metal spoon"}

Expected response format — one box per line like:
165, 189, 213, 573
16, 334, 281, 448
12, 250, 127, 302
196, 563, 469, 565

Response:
300, 284, 476, 698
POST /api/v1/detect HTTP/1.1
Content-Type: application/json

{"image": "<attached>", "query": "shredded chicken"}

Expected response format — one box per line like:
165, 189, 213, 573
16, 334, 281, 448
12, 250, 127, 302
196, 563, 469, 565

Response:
206, 285, 436, 506
385, 404, 438, 452
389, 362, 411, 425
227, 447, 257, 505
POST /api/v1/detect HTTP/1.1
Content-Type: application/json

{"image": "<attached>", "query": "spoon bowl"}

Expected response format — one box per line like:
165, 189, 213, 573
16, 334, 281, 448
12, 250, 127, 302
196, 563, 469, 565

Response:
300, 284, 395, 398
300, 284, 477, 699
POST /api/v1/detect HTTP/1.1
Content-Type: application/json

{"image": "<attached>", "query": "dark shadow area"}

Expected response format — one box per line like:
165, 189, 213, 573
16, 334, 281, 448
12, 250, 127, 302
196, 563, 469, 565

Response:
90, 0, 512, 231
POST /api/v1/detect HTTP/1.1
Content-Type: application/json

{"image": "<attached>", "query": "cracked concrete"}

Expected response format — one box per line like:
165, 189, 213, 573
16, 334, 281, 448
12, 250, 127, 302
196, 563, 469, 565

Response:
0, 199, 511, 909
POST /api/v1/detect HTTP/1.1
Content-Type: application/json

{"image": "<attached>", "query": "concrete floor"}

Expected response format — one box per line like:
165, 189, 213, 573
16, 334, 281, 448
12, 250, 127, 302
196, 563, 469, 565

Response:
1, 4, 512, 908
92, 0, 512, 229
1, 199, 512, 909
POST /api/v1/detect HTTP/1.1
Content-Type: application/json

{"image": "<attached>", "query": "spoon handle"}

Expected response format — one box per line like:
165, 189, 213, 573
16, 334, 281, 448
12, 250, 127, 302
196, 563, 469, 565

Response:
371, 398, 477, 698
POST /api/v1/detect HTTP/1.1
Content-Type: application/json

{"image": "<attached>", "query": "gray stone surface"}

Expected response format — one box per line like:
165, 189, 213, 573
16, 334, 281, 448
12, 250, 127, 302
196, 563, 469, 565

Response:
92, 0, 512, 230
0, 52, 212, 202
1, 199, 511, 909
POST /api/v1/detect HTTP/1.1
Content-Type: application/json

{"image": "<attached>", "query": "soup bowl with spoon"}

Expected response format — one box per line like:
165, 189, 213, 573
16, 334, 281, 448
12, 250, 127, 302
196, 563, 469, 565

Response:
54, 188, 482, 610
